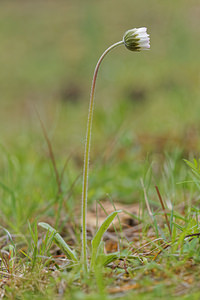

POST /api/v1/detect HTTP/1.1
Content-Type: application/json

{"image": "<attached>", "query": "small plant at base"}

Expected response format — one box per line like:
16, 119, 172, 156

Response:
39, 27, 150, 274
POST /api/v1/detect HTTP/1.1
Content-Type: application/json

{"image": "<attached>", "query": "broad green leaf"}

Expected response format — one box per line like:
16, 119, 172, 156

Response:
97, 252, 119, 267
38, 222, 78, 262
90, 210, 121, 270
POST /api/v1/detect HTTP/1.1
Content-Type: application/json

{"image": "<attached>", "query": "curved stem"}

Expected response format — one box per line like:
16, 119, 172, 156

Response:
81, 40, 124, 272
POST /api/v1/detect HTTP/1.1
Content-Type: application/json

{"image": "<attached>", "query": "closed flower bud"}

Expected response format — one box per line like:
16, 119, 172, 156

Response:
123, 27, 150, 51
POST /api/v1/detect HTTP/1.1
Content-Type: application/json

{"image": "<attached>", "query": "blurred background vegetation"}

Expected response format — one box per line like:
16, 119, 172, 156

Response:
0, 0, 199, 230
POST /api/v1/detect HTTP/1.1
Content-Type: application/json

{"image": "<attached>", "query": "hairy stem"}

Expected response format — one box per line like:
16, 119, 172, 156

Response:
81, 40, 124, 272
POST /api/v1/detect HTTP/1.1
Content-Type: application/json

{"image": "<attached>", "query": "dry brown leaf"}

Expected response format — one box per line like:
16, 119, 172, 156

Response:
108, 283, 140, 294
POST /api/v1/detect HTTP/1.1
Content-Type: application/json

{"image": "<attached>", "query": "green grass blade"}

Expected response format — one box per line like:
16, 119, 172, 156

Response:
0, 181, 16, 212
0, 226, 16, 250
90, 210, 121, 270
38, 222, 78, 262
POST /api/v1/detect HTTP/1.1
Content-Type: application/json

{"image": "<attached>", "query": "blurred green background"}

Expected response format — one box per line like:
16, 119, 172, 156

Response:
0, 0, 199, 229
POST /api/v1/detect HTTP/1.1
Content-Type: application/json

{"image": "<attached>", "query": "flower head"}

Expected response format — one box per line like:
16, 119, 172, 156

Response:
123, 27, 150, 52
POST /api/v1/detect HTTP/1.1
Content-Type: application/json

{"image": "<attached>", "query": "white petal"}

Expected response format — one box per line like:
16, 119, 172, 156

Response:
136, 27, 147, 34
139, 39, 150, 44
140, 44, 150, 49
138, 33, 149, 38
139, 37, 149, 42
